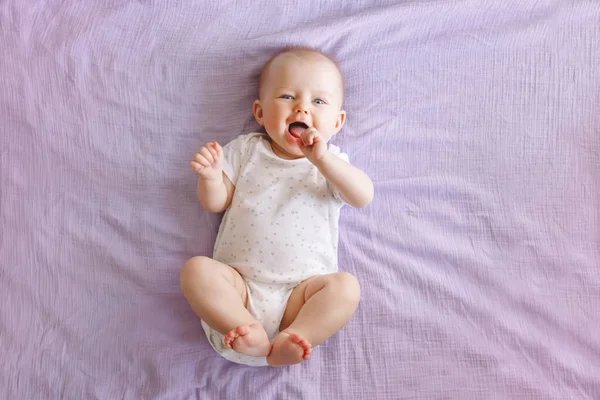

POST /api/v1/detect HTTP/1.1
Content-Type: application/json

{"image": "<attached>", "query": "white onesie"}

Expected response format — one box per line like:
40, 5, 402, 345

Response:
200, 132, 349, 366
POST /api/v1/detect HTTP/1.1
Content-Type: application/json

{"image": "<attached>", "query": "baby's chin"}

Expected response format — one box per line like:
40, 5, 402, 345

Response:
265, 133, 304, 159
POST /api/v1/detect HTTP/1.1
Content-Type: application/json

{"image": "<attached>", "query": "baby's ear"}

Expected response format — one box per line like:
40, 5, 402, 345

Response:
253, 100, 264, 126
334, 110, 346, 132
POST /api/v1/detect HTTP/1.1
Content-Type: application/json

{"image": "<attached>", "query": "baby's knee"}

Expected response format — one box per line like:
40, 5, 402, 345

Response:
332, 272, 361, 304
181, 256, 212, 285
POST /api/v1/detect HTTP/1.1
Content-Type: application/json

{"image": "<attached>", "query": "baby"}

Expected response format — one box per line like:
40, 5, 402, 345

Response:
181, 48, 374, 367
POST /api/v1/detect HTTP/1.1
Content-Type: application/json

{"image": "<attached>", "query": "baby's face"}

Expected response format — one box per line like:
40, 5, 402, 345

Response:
253, 53, 346, 159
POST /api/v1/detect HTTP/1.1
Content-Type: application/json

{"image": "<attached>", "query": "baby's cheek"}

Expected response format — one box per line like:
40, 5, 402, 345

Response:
267, 107, 286, 125
315, 115, 334, 132
265, 115, 282, 131
274, 103, 289, 116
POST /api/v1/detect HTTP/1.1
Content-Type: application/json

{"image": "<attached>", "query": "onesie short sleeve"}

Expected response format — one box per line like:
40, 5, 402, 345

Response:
327, 144, 351, 203
220, 133, 258, 185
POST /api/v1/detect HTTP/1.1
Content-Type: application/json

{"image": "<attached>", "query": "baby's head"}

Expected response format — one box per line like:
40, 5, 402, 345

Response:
253, 47, 346, 159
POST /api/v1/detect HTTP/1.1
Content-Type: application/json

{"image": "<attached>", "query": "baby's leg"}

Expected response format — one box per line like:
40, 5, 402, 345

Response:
180, 256, 271, 357
267, 272, 360, 366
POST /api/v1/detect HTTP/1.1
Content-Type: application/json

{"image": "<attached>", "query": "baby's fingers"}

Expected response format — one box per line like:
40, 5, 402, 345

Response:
206, 142, 218, 158
199, 147, 215, 164
190, 160, 204, 172
193, 153, 211, 167
302, 129, 317, 146
212, 142, 223, 161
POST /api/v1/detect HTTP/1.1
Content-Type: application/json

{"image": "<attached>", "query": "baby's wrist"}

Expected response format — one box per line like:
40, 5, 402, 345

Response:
199, 173, 223, 185
313, 150, 335, 170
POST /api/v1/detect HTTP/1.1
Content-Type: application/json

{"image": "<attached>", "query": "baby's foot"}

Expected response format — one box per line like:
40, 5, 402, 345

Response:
266, 330, 312, 366
224, 323, 271, 357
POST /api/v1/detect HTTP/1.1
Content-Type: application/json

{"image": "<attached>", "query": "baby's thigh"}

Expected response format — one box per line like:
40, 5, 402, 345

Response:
278, 272, 360, 331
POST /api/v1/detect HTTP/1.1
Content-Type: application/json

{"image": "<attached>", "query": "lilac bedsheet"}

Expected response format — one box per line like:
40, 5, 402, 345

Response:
2, 0, 599, 399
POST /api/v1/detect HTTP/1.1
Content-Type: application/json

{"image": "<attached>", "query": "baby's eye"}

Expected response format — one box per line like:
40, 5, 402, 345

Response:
280, 95, 294, 100
313, 98, 326, 105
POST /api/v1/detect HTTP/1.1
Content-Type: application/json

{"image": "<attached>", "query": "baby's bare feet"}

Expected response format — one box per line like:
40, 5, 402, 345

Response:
224, 323, 271, 357
266, 331, 312, 366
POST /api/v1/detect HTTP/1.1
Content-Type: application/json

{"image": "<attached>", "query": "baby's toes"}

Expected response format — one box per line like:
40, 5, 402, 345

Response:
225, 330, 236, 339
288, 333, 312, 357
235, 325, 249, 336
303, 347, 312, 360
300, 338, 311, 349
290, 334, 310, 348
224, 330, 238, 347
289, 333, 303, 344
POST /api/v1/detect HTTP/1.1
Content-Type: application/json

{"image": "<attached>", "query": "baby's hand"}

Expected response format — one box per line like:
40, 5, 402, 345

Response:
190, 142, 223, 181
297, 127, 328, 163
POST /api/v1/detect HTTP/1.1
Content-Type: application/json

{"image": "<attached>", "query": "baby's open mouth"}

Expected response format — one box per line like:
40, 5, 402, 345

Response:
288, 122, 308, 138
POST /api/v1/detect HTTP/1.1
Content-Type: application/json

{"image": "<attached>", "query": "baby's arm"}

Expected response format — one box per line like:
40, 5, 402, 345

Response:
190, 142, 235, 213
196, 173, 234, 213
296, 128, 373, 208
315, 151, 374, 208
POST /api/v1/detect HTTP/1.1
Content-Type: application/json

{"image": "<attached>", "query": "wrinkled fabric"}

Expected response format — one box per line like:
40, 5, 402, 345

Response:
1, 0, 599, 398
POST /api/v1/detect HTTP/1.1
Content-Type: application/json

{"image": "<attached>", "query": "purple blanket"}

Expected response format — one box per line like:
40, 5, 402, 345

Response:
2, 0, 599, 398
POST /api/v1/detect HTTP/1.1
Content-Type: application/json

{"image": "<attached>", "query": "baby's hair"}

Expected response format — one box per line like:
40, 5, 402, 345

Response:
258, 46, 345, 99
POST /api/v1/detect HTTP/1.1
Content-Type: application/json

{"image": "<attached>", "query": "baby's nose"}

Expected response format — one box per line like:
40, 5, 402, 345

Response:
294, 106, 309, 115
